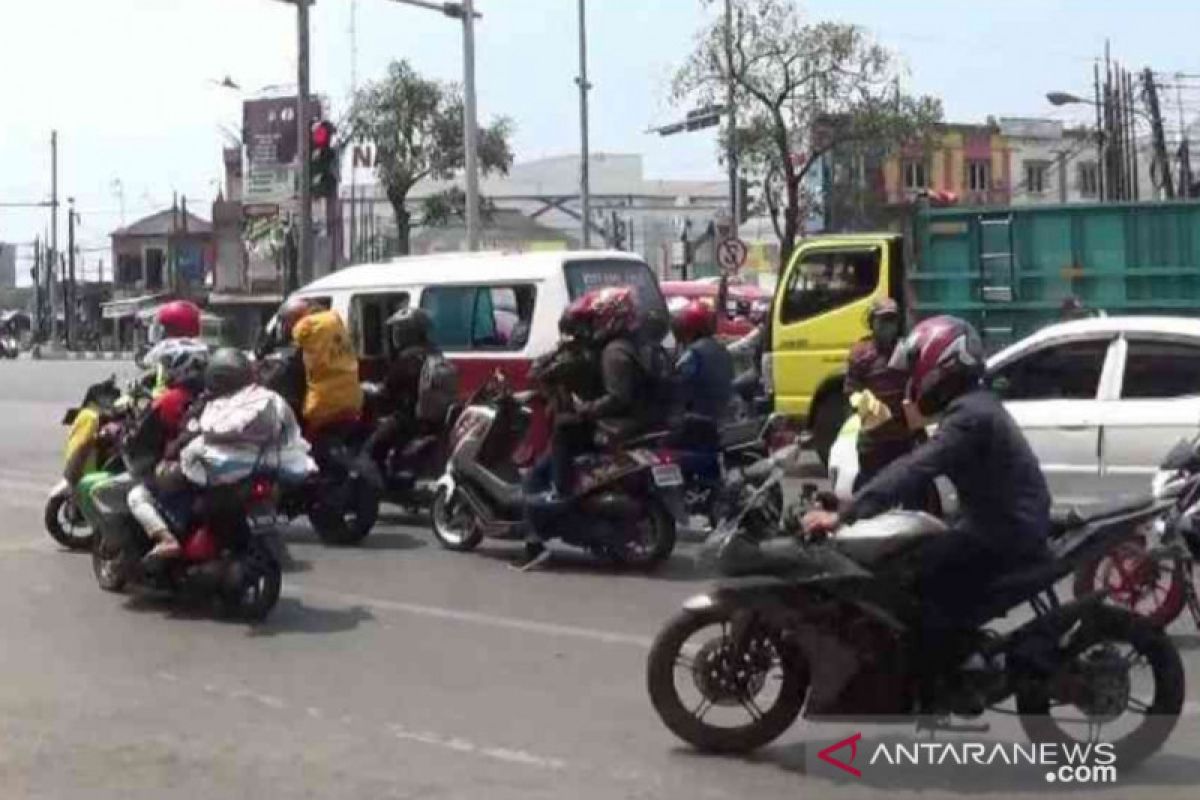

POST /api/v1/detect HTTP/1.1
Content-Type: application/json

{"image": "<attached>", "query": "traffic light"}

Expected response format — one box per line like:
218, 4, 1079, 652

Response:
310, 120, 339, 198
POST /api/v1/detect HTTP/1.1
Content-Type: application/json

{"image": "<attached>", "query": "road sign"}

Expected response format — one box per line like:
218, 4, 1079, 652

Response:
716, 237, 748, 273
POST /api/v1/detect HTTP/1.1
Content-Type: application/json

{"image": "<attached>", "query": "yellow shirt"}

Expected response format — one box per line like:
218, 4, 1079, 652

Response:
292, 309, 363, 430
64, 406, 101, 478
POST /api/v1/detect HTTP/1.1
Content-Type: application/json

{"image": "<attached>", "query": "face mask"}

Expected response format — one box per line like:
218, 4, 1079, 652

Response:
873, 318, 900, 345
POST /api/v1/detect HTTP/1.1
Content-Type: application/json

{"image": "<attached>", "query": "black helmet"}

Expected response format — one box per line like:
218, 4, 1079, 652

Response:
205, 347, 253, 397
386, 306, 433, 350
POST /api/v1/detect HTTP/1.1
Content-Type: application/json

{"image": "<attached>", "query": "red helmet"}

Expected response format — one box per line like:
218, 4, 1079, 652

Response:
889, 315, 985, 415
671, 299, 716, 344
562, 287, 637, 343
156, 301, 201, 339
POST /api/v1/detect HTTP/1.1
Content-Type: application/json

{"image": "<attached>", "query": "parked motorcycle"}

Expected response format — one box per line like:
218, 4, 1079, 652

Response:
431, 372, 681, 569
91, 474, 285, 621
45, 377, 146, 550
1072, 434, 1200, 628
647, 474, 1184, 768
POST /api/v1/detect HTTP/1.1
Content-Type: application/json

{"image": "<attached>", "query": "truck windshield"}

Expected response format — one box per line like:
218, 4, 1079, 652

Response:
779, 248, 881, 324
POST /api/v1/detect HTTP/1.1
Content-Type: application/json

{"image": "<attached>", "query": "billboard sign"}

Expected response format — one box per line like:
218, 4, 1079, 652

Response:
243, 96, 321, 205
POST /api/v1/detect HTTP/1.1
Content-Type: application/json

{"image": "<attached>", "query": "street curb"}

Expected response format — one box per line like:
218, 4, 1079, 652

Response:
27, 349, 134, 362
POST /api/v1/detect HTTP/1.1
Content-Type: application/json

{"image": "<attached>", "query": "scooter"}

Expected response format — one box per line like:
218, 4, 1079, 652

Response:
361, 382, 460, 515
90, 474, 286, 621
431, 372, 682, 570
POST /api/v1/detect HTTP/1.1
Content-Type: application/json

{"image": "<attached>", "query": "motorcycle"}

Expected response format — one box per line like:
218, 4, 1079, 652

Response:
90, 474, 286, 621
1072, 434, 1200, 629
647, 473, 1185, 768
45, 377, 147, 550
360, 382, 460, 516
254, 346, 383, 546
430, 371, 681, 570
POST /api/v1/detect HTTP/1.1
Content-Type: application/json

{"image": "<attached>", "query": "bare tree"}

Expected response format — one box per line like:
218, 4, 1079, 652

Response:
674, 0, 942, 267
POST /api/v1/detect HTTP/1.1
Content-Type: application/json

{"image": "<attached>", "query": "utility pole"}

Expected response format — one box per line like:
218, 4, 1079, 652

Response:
33, 238, 42, 339
1127, 70, 1139, 200
296, 0, 313, 287
461, 0, 481, 251
1143, 67, 1175, 199
576, 0, 591, 248
1093, 62, 1106, 201
1178, 79, 1192, 198
49, 131, 59, 344
724, 0, 740, 234
66, 197, 76, 349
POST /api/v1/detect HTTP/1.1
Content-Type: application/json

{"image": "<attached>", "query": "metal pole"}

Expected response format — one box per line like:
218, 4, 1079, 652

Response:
33, 238, 42, 339
296, 0, 313, 286
725, 0, 739, 235
49, 131, 59, 344
67, 198, 75, 349
461, 0, 481, 251
576, 0, 591, 248
1128, 71, 1140, 201
1093, 63, 1106, 201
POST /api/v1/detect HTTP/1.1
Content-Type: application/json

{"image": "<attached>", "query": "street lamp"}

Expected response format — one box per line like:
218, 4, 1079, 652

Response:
1046, 91, 1087, 107
383, 0, 483, 252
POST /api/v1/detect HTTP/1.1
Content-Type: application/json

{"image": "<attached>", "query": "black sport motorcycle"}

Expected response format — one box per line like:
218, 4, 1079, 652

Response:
647, 481, 1185, 769
255, 346, 382, 546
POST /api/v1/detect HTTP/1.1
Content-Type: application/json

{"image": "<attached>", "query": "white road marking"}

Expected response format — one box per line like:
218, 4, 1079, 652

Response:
288, 582, 655, 650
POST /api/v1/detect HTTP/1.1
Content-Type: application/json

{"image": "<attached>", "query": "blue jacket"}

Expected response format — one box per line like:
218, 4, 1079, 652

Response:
675, 336, 735, 422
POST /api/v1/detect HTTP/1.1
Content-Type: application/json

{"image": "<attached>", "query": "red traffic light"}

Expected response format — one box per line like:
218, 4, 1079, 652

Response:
311, 120, 334, 151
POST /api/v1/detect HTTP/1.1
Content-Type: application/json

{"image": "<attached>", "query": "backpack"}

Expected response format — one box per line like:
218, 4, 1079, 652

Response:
416, 353, 460, 424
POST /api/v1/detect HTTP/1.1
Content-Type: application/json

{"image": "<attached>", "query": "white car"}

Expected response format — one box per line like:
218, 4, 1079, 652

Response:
830, 316, 1200, 504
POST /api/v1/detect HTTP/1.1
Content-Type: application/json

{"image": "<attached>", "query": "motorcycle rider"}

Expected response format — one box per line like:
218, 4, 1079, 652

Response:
264, 298, 363, 461
108, 346, 210, 559
364, 307, 440, 465
139, 300, 208, 395
519, 287, 668, 569
801, 315, 1052, 711
670, 300, 734, 423
845, 298, 935, 510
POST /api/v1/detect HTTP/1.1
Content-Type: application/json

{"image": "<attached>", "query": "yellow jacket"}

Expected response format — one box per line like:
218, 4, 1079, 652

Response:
292, 310, 363, 430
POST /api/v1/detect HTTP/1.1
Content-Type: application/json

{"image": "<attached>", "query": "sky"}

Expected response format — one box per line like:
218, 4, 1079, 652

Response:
3, 0, 1200, 278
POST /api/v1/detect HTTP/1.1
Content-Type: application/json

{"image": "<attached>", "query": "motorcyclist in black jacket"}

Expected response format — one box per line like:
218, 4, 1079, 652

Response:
801, 315, 1052, 710
518, 287, 668, 570
364, 307, 440, 465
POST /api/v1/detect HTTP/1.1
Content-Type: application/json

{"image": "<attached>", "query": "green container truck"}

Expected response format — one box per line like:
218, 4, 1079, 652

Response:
908, 200, 1200, 348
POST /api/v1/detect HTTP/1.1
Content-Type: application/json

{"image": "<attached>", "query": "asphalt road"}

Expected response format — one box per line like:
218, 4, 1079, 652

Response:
1, 360, 1198, 800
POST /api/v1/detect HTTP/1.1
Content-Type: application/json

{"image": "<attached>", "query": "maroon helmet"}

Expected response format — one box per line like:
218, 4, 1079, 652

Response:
155, 300, 201, 339
889, 315, 985, 415
562, 287, 637, 343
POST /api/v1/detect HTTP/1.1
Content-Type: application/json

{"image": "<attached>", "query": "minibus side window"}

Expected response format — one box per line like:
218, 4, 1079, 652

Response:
780, 248, 880, 324
422, 284, 537, 351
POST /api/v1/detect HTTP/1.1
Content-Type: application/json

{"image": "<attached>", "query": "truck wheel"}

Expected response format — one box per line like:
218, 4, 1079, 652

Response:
810, 394, 849, 468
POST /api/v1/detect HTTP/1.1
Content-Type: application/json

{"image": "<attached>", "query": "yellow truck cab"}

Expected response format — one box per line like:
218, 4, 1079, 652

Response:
766, 232, 905, 462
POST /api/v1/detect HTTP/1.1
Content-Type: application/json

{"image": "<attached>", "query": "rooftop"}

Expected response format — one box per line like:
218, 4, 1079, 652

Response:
111, 208, 212, 238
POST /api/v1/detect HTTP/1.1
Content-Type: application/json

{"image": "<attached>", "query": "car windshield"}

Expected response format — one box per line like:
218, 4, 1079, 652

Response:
563, 258, 668, 321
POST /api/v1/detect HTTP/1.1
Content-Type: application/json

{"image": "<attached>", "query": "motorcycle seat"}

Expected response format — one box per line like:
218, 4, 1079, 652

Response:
983, 555, 1067, 604
1049, 494, 1155, 536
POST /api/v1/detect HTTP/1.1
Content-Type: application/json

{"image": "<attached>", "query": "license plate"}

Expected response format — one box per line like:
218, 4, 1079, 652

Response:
652, 464, 684, 487
248, 512, 279, 531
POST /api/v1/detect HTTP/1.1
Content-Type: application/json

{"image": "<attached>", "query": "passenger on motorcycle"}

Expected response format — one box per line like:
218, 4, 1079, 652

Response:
266, 298, 363, 462
801, 316, 1052, 705
519, 287, 669, 569
364, 307, 440, 464
670, 300, 734, 423
117, 345, 210, 559
139, 300, 208, 396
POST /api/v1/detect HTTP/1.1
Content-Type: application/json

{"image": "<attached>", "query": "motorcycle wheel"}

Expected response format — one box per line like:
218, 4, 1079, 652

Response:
1016, 606, 1184, 770
431, 487, 483, 552
647, 607, 808, 753
309, 475, 380, 546
230, 547, 283, 622
91, 533, 132, 593
1072, 536, 1187, 629
613, 502, 676, 570
45, 493, 96, 551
